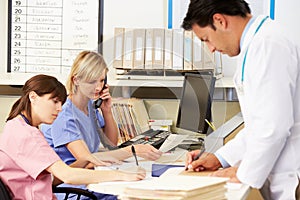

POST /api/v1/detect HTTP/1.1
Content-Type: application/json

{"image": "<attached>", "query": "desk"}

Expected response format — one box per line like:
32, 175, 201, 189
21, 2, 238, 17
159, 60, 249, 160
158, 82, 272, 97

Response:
87, 152, 250, 200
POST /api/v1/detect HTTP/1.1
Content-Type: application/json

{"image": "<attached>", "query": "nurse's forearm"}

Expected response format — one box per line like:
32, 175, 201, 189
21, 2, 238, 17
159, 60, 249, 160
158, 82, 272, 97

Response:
95, 147, 131, 161
69, 158, 90, 168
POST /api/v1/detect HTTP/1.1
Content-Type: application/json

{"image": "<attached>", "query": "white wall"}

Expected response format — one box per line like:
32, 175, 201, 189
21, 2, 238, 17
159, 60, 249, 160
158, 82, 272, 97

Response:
275, 0, 300, 45
1, 0, 300, 81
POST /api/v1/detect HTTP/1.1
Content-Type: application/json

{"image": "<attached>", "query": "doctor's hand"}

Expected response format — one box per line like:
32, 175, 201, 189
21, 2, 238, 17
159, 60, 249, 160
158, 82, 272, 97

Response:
132, 144, 162, 161
210, 166, 241, 184
185, 151, 222, 172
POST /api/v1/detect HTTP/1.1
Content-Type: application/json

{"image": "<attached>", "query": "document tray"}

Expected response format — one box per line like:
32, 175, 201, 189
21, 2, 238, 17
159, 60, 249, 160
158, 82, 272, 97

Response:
118, 129, 170, 149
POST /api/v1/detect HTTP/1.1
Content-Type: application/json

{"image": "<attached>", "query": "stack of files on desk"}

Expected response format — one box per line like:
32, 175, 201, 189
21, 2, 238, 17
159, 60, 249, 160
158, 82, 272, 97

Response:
122, 175, 228, 200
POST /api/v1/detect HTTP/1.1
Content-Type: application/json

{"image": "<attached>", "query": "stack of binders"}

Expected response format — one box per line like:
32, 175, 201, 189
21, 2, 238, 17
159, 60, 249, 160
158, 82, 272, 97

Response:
112, 27, 220, 76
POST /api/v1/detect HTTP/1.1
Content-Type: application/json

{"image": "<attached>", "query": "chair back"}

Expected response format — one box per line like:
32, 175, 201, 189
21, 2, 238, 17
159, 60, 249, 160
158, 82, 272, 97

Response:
53, 186, 97, 200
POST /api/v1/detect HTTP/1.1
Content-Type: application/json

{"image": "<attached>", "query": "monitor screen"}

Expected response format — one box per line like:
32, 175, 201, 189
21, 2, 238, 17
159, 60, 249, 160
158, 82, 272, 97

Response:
176, 72, 215, 134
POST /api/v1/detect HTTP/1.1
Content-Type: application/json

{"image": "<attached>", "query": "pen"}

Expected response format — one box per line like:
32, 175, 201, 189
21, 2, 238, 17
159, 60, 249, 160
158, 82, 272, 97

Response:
205, 119, 216, 131
187, 146, 205, 170
131, 145, 139, 166
193, 146, 206, 161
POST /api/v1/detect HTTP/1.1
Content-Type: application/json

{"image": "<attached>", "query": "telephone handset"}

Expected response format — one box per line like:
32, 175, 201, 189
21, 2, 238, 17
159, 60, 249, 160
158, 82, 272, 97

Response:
94, 76, 107, 109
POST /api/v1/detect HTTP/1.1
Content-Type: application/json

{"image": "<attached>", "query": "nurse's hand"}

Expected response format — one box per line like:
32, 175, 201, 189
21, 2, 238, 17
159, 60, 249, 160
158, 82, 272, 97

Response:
93, 152, 122, 164
99, 85, 113, 112
134, 144, 162, 161
210, 166, 241, 183
118, 166, 146, 181
186, 151, 222, 171
84, 154, 116, 169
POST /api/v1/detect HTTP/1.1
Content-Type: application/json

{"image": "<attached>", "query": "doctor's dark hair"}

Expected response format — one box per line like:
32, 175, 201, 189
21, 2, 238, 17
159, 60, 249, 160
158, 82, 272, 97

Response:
182, 0, 251, 31
7, 74, 67, 125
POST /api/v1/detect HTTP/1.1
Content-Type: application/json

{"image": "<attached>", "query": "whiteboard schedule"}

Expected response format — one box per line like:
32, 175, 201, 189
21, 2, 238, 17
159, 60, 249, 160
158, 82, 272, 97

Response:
8, 0, 102, 74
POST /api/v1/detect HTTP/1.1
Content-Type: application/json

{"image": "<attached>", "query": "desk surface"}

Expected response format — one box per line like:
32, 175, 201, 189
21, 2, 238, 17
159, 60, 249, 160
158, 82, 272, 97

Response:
87, 151, 250, 200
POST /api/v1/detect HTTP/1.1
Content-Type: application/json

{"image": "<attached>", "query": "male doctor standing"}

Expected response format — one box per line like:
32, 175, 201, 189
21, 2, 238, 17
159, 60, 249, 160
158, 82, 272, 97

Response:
183, 0, 300, 199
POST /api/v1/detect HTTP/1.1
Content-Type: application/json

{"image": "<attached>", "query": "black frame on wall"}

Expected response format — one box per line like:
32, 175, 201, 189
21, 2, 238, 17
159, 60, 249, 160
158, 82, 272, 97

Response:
7, 0, 104, 73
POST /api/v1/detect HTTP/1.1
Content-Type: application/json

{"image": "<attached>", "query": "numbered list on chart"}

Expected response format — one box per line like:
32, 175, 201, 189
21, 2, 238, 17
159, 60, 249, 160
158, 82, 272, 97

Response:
10, 0, 99, 74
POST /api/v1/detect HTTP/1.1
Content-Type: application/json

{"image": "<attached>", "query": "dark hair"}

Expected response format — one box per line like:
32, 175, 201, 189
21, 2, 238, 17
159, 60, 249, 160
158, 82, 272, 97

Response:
7, 74, 67, 124
182, 0, 251, 30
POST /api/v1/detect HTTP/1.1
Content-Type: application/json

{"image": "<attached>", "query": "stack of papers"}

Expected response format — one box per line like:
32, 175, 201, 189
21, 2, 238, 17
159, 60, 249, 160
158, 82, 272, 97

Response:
121, 175, 228, 200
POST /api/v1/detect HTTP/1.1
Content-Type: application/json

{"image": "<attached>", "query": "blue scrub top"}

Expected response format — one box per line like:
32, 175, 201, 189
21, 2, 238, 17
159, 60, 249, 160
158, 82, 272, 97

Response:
41, 98, 105, 165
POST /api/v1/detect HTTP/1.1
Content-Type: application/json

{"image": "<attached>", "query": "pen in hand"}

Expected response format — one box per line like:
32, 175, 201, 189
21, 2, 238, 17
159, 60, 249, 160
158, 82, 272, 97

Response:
131, 145, 139, 166
193, 146, 206, 161
187, 146, 205, 170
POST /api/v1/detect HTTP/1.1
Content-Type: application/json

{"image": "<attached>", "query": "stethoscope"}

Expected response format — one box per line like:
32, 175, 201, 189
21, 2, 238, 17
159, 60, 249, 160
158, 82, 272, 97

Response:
238, 16, 269, 94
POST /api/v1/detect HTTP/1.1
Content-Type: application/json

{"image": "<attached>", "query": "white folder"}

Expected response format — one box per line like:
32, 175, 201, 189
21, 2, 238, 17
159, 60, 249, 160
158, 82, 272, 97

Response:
133, 29, 146, 69
123, 28, 134, 69
203, 43, 214, 69
145, 29, 154, 69
164, 29, 173, 70
183, 30, 193, 70
192, 32, 203, 70
113, 27, 124, 68
152, 28, 164, 69
172, 29, 184, 70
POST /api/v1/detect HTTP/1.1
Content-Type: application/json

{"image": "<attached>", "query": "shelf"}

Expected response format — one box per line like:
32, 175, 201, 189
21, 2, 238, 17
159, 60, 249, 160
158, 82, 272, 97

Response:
109, 76, 234, 88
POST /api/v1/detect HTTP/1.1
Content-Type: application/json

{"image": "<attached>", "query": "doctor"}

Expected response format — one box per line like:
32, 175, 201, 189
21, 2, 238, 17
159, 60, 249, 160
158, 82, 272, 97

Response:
182, 0, 300, 199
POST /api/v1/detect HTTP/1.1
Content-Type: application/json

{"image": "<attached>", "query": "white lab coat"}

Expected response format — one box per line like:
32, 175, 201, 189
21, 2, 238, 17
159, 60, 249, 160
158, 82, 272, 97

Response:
216, 15, 300, 200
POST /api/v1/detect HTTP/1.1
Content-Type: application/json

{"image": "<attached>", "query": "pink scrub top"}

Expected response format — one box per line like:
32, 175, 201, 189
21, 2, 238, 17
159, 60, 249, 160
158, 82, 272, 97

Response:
0, 117, 60, 200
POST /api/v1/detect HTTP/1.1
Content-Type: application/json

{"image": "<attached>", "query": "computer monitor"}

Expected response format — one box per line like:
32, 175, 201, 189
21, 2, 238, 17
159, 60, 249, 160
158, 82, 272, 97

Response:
176, 72, 216, 134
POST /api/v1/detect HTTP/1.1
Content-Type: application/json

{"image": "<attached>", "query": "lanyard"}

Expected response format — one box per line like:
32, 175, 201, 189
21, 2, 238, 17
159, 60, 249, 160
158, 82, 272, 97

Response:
241, 16, 269, 82
20, 113, 31, 125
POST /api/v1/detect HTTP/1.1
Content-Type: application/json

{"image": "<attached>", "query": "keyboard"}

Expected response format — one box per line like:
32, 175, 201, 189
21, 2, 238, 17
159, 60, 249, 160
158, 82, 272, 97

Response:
118, 129, 171, 149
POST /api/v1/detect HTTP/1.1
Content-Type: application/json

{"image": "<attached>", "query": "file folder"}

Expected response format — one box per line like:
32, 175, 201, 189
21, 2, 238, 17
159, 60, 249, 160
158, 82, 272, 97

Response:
133, 29, 146, 69
164, 29, 173, 70
184, 30, 193, 70
192, 32, 203, 70
153, 28, 164, 69
113, 27, 124, 68
145, 29, 154, 69
203, 42, 214, 69
151, 163, 184, 177
123, 28, 134, 69
172, 29, 184, 70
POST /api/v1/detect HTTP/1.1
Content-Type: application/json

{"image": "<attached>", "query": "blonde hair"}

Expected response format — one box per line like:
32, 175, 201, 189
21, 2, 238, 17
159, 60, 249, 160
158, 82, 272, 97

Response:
66, 51, 108, 94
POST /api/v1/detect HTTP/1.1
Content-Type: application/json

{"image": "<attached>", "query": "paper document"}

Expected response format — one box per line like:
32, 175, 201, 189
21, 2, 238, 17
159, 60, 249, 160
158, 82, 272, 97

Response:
155, 148, 187, 163
95, 160, 154, 177
159, 134, 188, 153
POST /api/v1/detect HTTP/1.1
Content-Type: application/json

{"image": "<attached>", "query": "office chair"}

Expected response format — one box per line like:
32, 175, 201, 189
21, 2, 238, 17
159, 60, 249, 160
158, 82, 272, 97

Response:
53, 186, 97, 200
0, 178, 11, 200
0, 177, 97, 200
